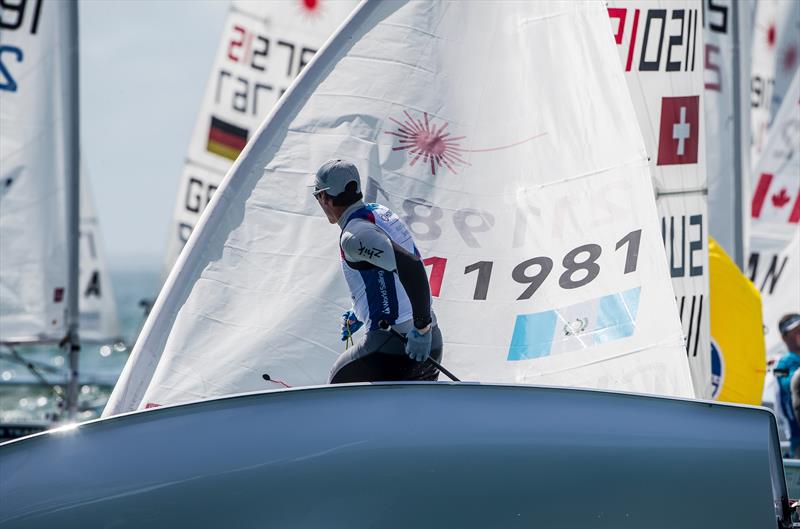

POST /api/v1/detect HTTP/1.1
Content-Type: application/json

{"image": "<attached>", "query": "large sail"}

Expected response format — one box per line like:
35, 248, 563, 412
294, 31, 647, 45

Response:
703, 0, 752, 264
749, 69, 800, 359
79, 163, 122, 344
106, 0, 692, 416
608, 1, 712, 398
162, 0, 357, 277
0, 0, 74, 344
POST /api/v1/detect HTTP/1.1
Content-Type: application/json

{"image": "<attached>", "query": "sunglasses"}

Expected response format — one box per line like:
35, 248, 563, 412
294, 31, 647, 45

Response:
312, 187, 329, 199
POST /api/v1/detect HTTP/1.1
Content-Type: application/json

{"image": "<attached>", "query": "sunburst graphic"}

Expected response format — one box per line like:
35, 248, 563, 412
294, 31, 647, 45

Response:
386, 111, 468, 175
297, 0, 323, 19
386, 110, 547, 176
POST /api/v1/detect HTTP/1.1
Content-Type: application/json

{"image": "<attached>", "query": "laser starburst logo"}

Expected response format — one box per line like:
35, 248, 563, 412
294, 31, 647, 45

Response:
297, 0, 323, 20
385, 111, 468, 175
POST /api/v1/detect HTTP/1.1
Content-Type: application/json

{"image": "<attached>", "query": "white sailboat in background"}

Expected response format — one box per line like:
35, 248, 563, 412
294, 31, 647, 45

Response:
700, 0, 768, 405
607, 0, 712, 398
750, 0, 799, 162
0, 0, 75, 348
1, 0, 121, 431
106, 0, 693, 416
747, 1, 800, 428
162, 0, 358, 276
79, 162, 122, 346
703, 0, 753, 267
750, 70, 800, 360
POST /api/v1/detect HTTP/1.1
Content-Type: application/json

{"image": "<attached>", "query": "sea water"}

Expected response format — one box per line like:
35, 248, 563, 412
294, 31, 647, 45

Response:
0, 268, 160, 424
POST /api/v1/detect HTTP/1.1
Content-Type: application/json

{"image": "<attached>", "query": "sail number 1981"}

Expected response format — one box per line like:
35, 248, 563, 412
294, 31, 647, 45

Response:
423, 229, 642, 300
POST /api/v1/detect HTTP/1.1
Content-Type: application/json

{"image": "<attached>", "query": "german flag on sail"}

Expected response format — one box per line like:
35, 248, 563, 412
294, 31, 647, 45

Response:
207, 116, 248, 160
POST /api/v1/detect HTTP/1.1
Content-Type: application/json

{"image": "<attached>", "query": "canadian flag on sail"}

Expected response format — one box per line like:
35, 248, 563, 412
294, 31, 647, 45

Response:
751, 172, 800, 224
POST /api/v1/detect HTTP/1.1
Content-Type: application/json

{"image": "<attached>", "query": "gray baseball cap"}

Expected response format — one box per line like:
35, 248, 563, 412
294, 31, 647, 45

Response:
311, 159, 362, 197
780, 314, 800, 335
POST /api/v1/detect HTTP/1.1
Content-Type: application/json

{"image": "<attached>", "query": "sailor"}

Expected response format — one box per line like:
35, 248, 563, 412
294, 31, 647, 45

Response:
311, 159, 442, 383
774, 313, 800, 457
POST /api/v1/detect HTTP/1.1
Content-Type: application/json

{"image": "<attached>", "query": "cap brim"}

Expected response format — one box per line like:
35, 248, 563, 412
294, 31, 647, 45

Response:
783, 318, 800, 334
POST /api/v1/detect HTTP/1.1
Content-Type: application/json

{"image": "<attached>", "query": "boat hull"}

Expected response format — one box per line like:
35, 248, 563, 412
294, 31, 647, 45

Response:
0, 383, 785, 528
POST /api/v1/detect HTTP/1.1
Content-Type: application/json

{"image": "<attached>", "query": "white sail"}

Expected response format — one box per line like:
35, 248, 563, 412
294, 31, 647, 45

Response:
703, 0, 752, 265
750, 0, 799, 162
766, 0, 800, 127
162, 0, 358, 277
607, 1, 712, 398
79, 162, 122, 344
0, 0, 74, 344
106, 0, 692, 416
749, 69, 800, 359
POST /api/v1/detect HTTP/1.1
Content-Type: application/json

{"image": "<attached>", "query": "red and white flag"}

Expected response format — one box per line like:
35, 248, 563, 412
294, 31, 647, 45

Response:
751, 172, 800, 224
657, 95, 700, 166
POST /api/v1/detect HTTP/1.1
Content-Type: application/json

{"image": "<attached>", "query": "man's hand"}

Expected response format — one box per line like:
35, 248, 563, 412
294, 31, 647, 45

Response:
341, 310, 363, 341
405, 327, 432, 362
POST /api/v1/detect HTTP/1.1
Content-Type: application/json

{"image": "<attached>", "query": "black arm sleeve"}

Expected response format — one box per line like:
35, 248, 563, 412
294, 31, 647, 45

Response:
391, 241, 432, 328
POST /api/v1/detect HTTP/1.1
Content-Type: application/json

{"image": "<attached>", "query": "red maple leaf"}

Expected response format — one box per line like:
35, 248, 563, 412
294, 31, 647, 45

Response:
772, 188, 792, 208
784, 45, 798, 72
767, 24, 776, 47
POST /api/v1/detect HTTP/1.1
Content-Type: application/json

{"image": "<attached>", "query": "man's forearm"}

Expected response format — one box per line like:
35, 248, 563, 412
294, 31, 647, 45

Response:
392, 241, 432, 328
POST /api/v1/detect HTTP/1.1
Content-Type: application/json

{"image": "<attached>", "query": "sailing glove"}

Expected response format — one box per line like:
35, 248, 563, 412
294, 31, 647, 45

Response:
405, 327, 432, 362
340, 310, 363, 341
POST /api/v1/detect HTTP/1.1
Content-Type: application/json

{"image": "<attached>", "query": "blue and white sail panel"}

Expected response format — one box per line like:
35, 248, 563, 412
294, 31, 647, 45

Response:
509, 288, 641, 361
162, 0, 358, 277
0, 1, 73, 344
106, 0, 692, 416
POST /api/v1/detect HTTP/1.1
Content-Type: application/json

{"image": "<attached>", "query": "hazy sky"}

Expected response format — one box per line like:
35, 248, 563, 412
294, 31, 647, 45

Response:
80, 0, 229, 270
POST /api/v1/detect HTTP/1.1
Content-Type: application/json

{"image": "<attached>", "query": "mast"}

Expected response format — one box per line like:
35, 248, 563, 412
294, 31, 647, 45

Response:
64, 0, 81, 421
730, 0, 744, 270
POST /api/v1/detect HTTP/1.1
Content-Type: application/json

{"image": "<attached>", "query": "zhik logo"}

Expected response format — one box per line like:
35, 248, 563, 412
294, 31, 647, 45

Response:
357, 241, 383, 260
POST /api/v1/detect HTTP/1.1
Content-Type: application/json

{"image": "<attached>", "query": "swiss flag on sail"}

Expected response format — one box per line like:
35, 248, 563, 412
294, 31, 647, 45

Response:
656, 96, 700, 166
752, 172, 800, 223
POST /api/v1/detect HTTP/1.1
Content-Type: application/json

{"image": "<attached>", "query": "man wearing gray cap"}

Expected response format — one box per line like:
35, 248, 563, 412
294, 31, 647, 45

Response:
311, 159, 443, 383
